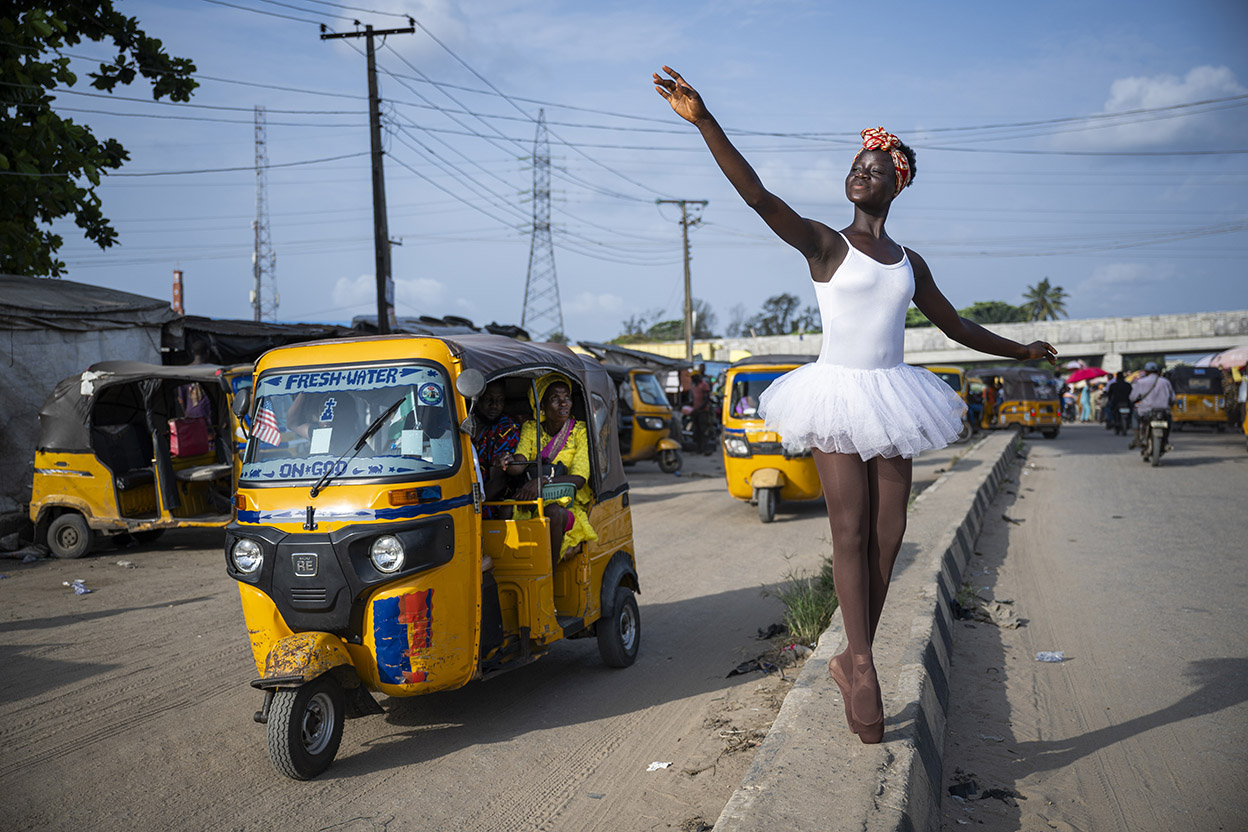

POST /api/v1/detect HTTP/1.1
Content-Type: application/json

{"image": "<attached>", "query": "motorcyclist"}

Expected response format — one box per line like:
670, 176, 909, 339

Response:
1105, 371, 1133, 434
1128, 362, 1175, 450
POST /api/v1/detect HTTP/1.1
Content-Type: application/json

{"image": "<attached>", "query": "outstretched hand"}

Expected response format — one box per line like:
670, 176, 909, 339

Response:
1022, 341, 1059, 365
653, 66, 708, 125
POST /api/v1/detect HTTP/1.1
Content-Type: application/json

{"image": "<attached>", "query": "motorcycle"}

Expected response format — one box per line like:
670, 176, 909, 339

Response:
1138, 408, 1171, 467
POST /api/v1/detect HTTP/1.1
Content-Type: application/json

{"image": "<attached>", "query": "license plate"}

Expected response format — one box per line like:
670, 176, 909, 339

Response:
292, 553, 318, 577
1150, 421, 1168, 429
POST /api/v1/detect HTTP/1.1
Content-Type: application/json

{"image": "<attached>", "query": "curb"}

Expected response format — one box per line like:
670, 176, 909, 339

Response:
713, 430, 1024, 832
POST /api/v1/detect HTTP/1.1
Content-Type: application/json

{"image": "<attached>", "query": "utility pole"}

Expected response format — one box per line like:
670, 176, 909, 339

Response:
521, 110, 565, 342
251, 106, 278, 321
656, 199, 707, 363
321, 21, 414, 334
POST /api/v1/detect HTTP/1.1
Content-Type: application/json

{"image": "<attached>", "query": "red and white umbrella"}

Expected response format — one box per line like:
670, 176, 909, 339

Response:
1212, 346, 1248, 369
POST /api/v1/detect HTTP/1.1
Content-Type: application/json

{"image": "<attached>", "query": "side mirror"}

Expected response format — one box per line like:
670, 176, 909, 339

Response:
455, 368, 486, 399
231, 388, 251, 419
458, 415, 478, 439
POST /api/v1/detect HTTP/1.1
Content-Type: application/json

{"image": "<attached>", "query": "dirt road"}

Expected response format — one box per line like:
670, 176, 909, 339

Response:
1, 445, 960, 832
941, 425, 1248, 831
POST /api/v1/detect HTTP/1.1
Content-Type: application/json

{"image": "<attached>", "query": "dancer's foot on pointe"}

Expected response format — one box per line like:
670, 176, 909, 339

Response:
828, 650, 858, 734
850, 654, 884, 744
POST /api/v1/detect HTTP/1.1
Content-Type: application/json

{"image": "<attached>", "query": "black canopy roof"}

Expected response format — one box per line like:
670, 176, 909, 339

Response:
729, 354, 817, 369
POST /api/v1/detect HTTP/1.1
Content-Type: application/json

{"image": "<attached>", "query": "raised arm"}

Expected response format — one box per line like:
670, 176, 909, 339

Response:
910, 249, 1057, 364
654, 66, 831, 261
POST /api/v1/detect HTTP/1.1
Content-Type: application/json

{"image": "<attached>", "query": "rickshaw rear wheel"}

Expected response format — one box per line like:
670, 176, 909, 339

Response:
598, 586, 640, 668
657, 449, 682, 473
1041, 428, 1059, 440
47, 512, 94, 559
267, 675, 345, 780
757, 488, 777, 523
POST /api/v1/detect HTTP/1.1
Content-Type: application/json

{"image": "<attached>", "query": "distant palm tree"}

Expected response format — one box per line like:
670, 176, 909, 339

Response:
1022, 278, 1069, 321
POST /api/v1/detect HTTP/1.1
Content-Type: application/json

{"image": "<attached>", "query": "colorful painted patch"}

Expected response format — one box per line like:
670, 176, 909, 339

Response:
373, 589, 434, 684
417, 382, 443, 407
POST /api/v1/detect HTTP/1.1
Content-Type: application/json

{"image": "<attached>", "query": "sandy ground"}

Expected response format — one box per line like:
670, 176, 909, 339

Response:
940, 424, 1248, 832
1, 443, 960, 832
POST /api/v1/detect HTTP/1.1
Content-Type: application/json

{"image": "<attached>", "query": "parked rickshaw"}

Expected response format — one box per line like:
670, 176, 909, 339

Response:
605, 364, 683, 472
720, 355, 822, 523
226, 334, 640, 779
1168, 366, 1227, 430
966, 367, 1062, 439
30, 361, 250, 558
922, 364, 973, 441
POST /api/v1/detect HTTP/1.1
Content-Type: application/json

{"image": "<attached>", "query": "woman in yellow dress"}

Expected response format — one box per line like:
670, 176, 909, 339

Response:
502, 373, 597, 566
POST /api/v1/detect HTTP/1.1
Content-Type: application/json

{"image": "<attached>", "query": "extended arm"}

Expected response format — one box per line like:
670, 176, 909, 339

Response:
654, 66, 833, 261
910, 249, 1057, 364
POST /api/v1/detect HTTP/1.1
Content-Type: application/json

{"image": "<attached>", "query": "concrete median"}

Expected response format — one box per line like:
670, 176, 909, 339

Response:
714, 430, 1024, 832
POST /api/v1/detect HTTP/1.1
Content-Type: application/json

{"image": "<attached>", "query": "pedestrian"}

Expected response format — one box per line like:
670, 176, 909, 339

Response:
655, 67, 1056, 744
1079, 382, 1092, 422
690, 371, 713, 454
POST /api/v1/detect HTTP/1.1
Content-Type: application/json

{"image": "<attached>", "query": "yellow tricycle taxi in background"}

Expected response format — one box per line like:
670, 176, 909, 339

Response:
720, 355, 822, 523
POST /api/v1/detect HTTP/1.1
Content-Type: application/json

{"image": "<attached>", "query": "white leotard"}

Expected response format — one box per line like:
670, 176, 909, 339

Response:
814, 232, 911, 370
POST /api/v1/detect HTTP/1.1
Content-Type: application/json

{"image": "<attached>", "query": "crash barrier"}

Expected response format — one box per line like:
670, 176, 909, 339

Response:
714, 429, 1023, 832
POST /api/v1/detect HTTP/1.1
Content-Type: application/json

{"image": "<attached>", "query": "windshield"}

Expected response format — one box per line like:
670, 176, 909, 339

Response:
1175, 375, 1217, 393
930, 371, 962, 393
634, 372, 669, 407
241, 363, 458, 484
729, 371, 784, 419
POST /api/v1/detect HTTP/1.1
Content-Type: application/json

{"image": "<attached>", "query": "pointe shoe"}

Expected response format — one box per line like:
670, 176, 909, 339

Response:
850, 655, 885, 745
828, 651, 859, 734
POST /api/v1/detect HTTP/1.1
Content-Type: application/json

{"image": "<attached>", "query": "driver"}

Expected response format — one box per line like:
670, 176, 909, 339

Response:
1128, 362, 1175, 449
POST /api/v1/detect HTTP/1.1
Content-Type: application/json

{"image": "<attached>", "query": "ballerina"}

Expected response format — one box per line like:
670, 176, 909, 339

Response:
655, 66, 1056, 743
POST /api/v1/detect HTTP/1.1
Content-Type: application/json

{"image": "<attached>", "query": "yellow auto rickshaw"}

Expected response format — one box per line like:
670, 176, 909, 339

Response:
966, 366, 1062, 439
721, 355, 822, 523
30, 360, 250, 558
227, 334, 640, 779
922, 364, 973, 441
606, 364, 683, 472
1168, 366, 1227, 430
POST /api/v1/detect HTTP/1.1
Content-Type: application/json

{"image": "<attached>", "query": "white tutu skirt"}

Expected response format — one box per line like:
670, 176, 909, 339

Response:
757, 362, 967, 460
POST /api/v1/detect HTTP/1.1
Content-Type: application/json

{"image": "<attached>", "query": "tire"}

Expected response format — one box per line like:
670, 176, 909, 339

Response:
1151, 433, 1163, 467
657, 449, 682, 474
1041, 428, 1059, 440
47, 512, 94, 559
757, 487, 777, 523
266, 675, 345, 780
597, 586, 640, 668
954, 418, 973, 443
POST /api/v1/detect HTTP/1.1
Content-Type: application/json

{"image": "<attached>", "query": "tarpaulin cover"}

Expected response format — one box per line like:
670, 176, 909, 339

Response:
173, 315, 354, 365
0, 274, 179, 332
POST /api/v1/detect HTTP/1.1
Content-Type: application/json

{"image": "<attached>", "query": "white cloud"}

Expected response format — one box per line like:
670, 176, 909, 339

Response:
1061, 66, 1246, 149
331, 273, 446, 315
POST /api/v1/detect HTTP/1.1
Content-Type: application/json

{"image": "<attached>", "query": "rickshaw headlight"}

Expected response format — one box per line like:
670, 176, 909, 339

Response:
723, 436, 751, 458
370, 535, 405, 573
639, 416, 666, 431
231, 538, 263, 574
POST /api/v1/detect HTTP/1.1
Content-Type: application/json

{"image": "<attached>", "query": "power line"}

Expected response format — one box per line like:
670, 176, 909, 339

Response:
0, 151, 370, 177
198, 0, 324, 25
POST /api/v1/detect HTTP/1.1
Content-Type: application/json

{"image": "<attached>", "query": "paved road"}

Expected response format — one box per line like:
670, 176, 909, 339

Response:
941, 424, 1248, 831
0, 442, 962, 832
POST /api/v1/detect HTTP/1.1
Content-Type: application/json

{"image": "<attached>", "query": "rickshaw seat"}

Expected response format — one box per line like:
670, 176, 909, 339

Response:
91, 423, 155, 490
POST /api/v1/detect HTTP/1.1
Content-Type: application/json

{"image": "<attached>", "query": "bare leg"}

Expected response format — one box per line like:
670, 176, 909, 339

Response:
866, 455, 912, 644
545, 504, 568, 569
813, 451, 871, 657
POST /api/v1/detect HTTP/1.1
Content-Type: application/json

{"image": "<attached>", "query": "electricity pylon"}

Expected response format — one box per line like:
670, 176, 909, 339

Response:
521, 110, 565, 342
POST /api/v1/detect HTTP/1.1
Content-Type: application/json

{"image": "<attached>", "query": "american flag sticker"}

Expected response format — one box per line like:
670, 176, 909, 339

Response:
254, 400, 281, 446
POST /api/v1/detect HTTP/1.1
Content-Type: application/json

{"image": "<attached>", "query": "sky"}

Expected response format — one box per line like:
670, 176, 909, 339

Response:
39, 0, 1248, 343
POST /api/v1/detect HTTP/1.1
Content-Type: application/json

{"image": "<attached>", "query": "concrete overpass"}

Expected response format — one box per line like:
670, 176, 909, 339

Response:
702, 310, 1248, 372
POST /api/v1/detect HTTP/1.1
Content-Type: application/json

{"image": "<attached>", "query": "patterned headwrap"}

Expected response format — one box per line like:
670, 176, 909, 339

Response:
855, 127, 911, 195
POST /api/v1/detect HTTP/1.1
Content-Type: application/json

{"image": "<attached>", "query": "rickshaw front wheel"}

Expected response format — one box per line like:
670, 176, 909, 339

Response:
657, 449, 682, 474
597, 586, 640, 668
757, 488, 777, 523
266, 675, 345, 780
47, 512, 94, 559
